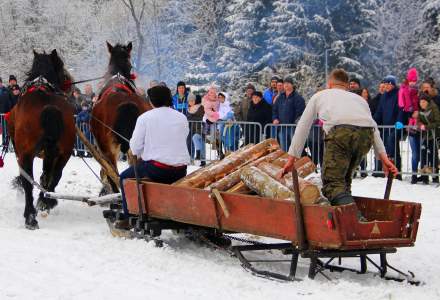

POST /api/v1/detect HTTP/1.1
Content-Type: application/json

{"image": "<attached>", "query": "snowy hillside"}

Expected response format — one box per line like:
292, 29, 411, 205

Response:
0, 155, 439, 299
1, 1, 440, 93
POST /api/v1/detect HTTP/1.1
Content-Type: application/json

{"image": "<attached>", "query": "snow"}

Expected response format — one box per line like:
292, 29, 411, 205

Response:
0, 154, 439, 299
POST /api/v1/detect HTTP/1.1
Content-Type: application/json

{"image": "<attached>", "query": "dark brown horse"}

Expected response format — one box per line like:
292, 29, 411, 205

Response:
7, 50, 76, 229
91, 42, 151, 194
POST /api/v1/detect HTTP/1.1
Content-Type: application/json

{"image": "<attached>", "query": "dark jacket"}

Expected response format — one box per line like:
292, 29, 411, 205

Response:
187, 104, 205, 135
7, 93, 19, 111
272, 90, 305, 124
419, 102, 440, 140
432, 95, 440, 110
247, 100, 272, 127
0, 87, 9, 113
374, 88, 403, 126
369, 93, 381, 116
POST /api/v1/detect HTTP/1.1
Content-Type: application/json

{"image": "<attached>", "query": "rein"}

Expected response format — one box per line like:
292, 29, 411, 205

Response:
71, 76, 106, 85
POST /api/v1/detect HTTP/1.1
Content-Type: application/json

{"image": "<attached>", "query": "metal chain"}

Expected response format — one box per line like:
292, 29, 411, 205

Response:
224, 234, 264, 245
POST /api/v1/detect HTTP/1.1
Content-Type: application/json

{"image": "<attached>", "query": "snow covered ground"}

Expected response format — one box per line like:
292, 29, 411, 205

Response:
0, 155, 438, 300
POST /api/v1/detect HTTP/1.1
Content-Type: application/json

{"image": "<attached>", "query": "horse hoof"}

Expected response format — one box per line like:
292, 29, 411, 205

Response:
25, 214, 39, 230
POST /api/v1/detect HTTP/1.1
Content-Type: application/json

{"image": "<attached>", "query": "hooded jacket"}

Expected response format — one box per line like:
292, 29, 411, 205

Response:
374, 88, 404, 126
418, 102, 440, 140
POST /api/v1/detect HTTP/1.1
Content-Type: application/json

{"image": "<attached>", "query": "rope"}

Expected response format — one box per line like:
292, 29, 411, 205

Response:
79, 155, 105, 185
90, 115, 130, 143
71, 76, 105, 85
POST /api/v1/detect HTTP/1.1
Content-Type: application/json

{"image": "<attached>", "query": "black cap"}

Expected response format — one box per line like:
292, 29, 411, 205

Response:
349, 77, 361, 86
147, 86, 172, 108
284, 76, 295, 85
177, 81, 186, 88
271, 76, 279, 81
9, 75, 17, 82
252, 91, 263, 98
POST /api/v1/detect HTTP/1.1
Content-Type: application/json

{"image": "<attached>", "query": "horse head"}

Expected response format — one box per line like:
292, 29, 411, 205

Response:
26, 49, 73, 93
106, 42, 133, 80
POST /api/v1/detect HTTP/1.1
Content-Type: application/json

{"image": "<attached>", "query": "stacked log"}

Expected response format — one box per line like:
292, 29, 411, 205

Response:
240, 167, 295, 200
207, 149, 285, 192
257, 162, 321, 205
176, 139, 279, 189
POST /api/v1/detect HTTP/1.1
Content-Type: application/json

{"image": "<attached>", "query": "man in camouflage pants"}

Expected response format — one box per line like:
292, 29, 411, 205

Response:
281, 69, 398, 206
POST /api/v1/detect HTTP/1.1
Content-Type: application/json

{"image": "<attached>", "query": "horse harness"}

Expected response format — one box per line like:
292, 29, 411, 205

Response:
96, 73, 137, 105
21, 76, 67, 97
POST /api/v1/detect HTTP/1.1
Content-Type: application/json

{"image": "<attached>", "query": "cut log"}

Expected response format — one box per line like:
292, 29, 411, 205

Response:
271, 153, 289, 168
270, 155, 316, 178
240, 166, 295, 200
256, 162, 321, 205
294, 157, 316, 178
172, 143, 255, 186
176, 139, 280, 188
227, 181, 252, 194
207, 149, 285, 192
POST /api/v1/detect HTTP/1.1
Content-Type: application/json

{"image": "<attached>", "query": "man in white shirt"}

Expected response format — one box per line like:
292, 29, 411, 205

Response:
281, 69, 398, 206
117, 86, 190, 228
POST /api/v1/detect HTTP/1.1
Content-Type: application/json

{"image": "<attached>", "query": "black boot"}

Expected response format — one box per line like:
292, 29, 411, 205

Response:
411, 175, 418, 184
432, 176, 439, 184
421, 175, 429, 185
331, 192, 354, 206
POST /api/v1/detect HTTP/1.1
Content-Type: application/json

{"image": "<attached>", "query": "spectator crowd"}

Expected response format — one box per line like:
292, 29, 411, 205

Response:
1, 69, 439, 185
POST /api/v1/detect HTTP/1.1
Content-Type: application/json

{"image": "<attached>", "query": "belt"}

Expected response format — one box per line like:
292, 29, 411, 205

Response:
148, 160, 187, 170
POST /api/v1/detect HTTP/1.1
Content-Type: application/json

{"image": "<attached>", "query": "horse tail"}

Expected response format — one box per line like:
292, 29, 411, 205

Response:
114, 102, 140, 154
37, 105, 64, 158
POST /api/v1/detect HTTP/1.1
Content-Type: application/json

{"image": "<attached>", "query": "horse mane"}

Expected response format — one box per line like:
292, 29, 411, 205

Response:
106, 43, 132, 80
25, 50, 72, 90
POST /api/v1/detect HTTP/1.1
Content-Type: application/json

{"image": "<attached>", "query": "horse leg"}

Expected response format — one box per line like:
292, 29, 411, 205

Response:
37, 156, 59, 212
19, 155, 38, 230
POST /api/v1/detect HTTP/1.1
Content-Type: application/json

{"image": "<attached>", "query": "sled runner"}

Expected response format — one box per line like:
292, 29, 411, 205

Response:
103, 168, 422, 284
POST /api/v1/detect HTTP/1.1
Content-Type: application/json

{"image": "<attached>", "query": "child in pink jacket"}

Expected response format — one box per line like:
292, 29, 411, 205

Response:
202, 86, 220, 123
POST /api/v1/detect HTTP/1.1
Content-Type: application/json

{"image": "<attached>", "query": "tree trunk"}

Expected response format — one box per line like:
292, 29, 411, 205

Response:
241, 166, 295, 201
176, 139, 279, 188
207, 149, 285, 192
256, 162, 321, 205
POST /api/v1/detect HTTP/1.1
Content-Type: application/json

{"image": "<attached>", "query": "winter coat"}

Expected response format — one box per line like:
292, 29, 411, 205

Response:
222, 123, 241, 152
247, 100, 272, 127
369, 93, 381, 116
202, 94, 220, 123
218, 94, 233, 120
172, 92, 189, 115
374, 88, 404, 126
398, 82, 419, 113
272, 90, 305, 124
187, 104, 205, 135
236, 96, 252, 121
7, 93, 19, 111
0, 87, 10, 113
245, 100, 272, 144
418, 102, 440, 140
263, 88, 277, 105
432, 95, 440, 110
77, 109, 91, 123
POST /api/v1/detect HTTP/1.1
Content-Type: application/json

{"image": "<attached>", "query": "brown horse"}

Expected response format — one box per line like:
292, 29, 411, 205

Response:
91, 42, 151, 194
7, 50, 76, 229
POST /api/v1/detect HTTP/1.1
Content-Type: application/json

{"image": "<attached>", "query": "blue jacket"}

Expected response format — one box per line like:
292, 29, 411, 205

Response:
0, 87, 9, 113
263, 88, 276, 105
272, 90, 305, 124
172, 92, 189, 115
374, 88, 404, 126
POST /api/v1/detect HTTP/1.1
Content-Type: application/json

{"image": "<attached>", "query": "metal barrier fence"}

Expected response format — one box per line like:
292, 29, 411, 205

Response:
2, 112, 438, 178
187, 120, 263, 165
264, 124, 440, 178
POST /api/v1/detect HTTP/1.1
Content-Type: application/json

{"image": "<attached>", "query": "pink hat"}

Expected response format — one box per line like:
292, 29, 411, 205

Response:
407, 68, 418, 82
